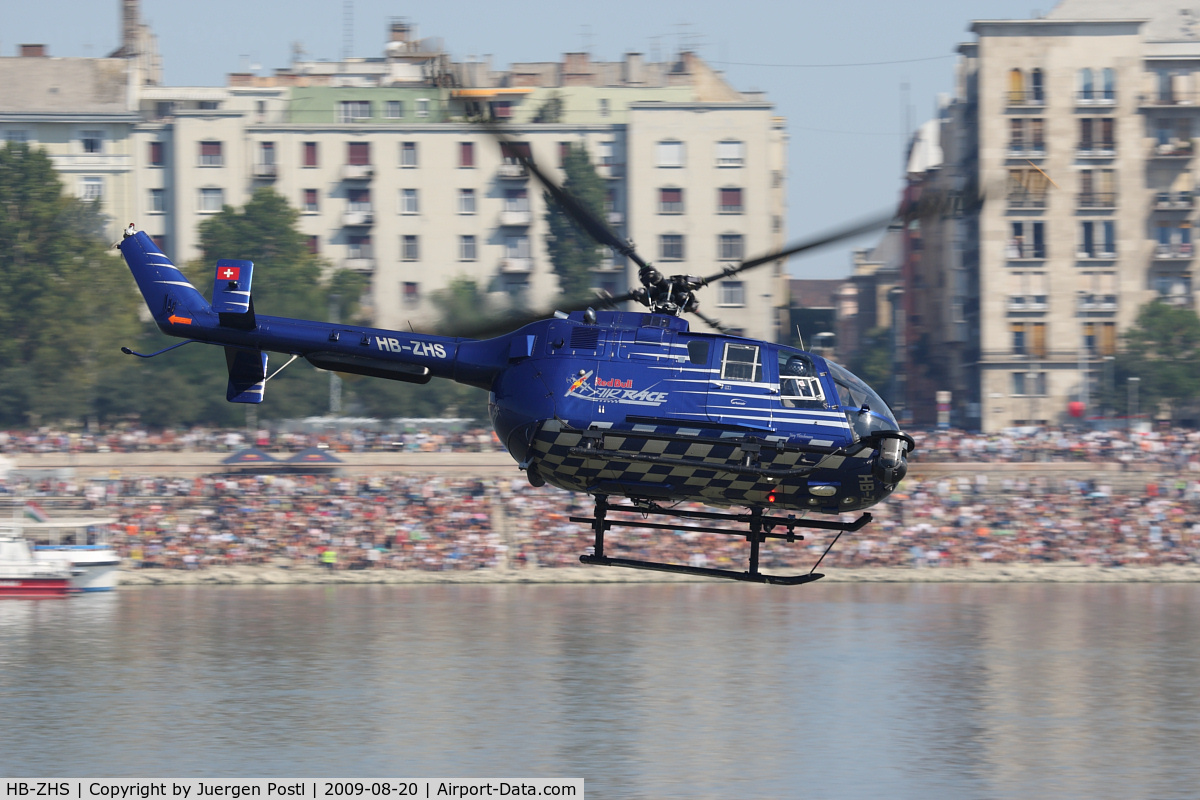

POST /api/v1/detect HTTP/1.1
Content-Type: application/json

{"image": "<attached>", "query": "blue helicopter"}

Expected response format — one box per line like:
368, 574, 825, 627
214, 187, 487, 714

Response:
116, 155, 912, 586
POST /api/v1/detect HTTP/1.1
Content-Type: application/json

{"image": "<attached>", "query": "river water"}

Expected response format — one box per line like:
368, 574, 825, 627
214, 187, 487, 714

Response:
2, 583, 1199, 799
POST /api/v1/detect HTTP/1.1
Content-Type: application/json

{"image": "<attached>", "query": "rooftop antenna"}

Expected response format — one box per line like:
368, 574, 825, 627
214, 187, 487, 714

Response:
581, 23, 594, 55
342, 0, 353, 61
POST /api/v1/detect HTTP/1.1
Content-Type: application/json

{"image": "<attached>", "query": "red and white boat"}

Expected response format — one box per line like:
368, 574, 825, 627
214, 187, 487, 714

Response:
0, 529, 78, 598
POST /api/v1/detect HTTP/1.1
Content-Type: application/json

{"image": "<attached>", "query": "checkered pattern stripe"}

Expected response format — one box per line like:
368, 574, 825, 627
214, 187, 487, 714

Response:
528, 420, 885, 511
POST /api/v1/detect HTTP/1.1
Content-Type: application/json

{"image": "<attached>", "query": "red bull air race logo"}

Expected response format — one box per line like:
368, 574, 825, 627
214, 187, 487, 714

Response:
566, 370, 669, 406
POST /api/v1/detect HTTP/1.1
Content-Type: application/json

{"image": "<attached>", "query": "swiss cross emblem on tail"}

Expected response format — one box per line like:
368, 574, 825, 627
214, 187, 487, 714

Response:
219, 265, 241, 280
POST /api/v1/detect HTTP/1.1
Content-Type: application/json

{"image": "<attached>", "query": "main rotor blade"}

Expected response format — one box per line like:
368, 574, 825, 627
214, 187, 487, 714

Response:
700, 211, 895, 286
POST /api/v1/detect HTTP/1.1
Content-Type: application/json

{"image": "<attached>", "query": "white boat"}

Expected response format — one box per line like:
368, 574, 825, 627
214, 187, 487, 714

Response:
20, 515, 121, 592
0, 530, 76, 598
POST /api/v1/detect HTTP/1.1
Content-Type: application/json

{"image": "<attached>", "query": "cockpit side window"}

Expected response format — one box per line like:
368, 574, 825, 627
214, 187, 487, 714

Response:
721, 342, 763, 382
778, 352, 825, 408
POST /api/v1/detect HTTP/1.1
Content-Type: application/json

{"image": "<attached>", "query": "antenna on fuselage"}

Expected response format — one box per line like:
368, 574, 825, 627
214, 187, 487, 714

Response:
795, 325, 805, 351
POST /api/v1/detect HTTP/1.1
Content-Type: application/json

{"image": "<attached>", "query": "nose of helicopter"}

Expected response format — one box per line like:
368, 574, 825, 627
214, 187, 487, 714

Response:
872, 435, 909, 485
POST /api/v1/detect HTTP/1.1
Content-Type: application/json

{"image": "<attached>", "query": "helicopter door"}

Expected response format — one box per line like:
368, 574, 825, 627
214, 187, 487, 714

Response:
707, 341, 774, 429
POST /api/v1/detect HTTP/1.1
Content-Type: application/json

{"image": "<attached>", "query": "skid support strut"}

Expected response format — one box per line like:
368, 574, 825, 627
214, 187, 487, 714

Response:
574, 498, 871, 586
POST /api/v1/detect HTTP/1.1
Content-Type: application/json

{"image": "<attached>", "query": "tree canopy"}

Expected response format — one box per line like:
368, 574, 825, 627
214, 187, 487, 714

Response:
0, 142, 140, 426
542, 142, 605, 302
1108, 300, 1200, 421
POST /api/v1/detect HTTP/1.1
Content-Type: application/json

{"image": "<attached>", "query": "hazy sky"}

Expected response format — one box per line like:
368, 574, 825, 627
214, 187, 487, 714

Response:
8, 0, 1048, 279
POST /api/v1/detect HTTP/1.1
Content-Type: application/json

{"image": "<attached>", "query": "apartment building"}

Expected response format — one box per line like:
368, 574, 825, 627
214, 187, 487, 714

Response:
2, 4, 788, 342
907, 0, 1200, 430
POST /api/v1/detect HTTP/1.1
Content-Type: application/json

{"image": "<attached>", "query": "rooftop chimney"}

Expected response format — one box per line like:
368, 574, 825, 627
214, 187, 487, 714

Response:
20, 44, 47, 57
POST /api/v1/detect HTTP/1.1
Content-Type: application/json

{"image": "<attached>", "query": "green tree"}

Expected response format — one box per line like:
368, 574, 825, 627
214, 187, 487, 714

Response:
848, 326, 895, 406
0, 142, 140, 426
543, 142, 605, 302
1106, 300, 1200, 421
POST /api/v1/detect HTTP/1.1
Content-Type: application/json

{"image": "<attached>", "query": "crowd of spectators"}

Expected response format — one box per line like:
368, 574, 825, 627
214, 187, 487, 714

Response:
0, 424, 498, 455
6, 424, 1200, 469
4, 464, 1199, 573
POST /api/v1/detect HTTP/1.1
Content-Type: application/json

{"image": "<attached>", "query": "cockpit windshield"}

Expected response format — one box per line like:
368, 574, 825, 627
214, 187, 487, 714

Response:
823, 359, 900, 437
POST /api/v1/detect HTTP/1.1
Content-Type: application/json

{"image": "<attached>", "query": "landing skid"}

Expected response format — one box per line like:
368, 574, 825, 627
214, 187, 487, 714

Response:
571, 496, 871, 586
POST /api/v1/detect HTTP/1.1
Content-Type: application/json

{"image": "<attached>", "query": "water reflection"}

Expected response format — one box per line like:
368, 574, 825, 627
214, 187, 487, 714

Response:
1, 584, 1198, 799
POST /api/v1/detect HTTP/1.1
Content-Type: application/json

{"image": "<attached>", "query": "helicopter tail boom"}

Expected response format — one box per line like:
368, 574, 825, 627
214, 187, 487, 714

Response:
119, 232, 212, 330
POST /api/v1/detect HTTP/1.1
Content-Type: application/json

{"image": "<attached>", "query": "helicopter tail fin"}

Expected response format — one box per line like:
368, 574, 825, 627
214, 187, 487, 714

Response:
118, 231, 212, 327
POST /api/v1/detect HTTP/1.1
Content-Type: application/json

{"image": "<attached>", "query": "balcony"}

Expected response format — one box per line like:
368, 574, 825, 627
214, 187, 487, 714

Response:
342, 256, 376, 272
48, 153, 132, 170
340, 164, 374, 180
253, 163, 278, 180
1077, 192, 1117, 210
1155, 242, 1193, 260
499, 257, 533, 273
606, 211, 624, 225
499, 209, 532, 226
1007, 142, 1046, 159
1151, 140, 1193, 159
498, 163, 528, 179
1077, 294, 1118, 312
1007, 240, 1047, 260
1007, 295, 1048, 311
1007, 193, 1047, 210
1075, 90, 1117, 107
1076, 142, 1116, 159
1154, 191, 1194, 210
1140, 91, 1200, 107
342, 209, 374, 226
1076, 249, 1117, 261
1004, 90, 1045, 108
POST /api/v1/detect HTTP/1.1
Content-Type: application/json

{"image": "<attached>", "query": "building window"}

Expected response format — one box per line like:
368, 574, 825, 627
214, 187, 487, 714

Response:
400, 141, 418, 167
385, 100, 404, 119
719, 187, 743, 214
199, 101, 220, 111
1079, 117, 1116, 154
458, 188, 476, 214
401, 235, 419, 261
558, 142, 571, 167
493, 100, 512, 119
148, 188, 165, 213
79, 176, 103, 203
718, 234, 744, 261
338, 101, 372, 123
199, 187, 224, 212
598, 141, 615, 166
303, 189, 319, 213
199, 141, 223, 166
1009, 221, 1045, 259
459, 141, 475, 167
259, 141, 276, 165
347, 188, 371, 213
599, 98, 610, 117
1012, 371, 1047, 396
504, 188, 529, 212
347, 234, 371, 260
659, 188, 683, 214
660, 234, 684, 261
81, 130, 103, 154
303, 141, 318, 167
1009, 118, 1045, 155
460, 235, 477, 262
718, 280, 745, 306
307, 236, 319, 255
505, 235, 530, 259
401, 188, 419, 214
347, 142, 371, 166
149, 141, 165, 166
717, 140, 744, 167
402, 282, 420, 307
5, 130, 29, 143
656, 140, 684, 168
416, 98, 430, 118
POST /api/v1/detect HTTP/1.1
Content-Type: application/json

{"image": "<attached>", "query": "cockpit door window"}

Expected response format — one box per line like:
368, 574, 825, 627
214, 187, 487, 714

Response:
778, 352, 825, 408
720, 342, 763, 382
